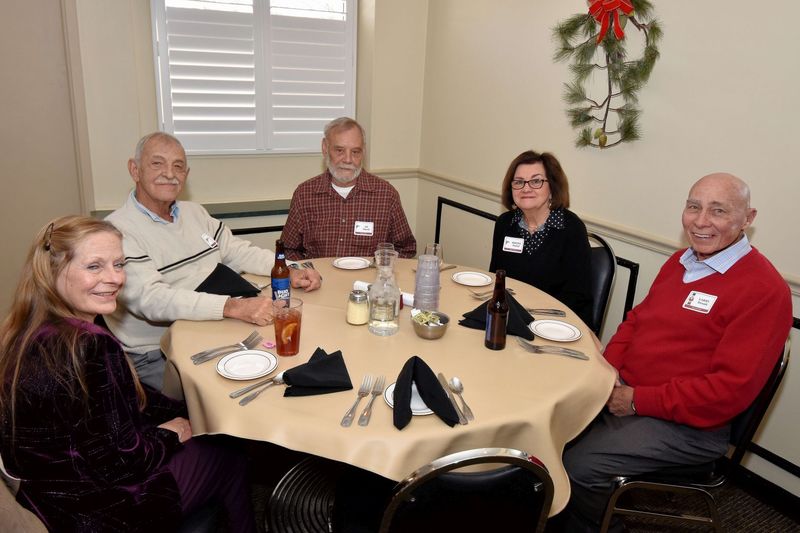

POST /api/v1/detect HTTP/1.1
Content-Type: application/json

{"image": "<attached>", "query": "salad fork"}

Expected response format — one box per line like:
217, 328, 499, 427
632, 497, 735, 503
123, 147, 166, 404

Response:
191, 331, 262, 364
341, 375, 373, 427
358, 376, 386, 426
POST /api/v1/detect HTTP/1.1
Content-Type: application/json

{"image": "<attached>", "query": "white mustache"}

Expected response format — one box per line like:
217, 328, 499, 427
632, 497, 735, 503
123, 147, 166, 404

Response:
154, 177, 181, 185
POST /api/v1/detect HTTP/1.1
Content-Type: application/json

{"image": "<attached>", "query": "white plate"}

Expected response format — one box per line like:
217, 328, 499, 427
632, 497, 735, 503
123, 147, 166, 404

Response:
451, 271, 492, 287
529, 320, 582, 342
216, 350, 278, 381
383, 382, 434, 416
332, 257, 371, 270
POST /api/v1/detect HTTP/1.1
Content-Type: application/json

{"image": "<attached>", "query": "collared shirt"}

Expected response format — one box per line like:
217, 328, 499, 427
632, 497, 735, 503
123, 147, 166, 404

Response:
512, 208, 566, 253
679, 234, 752, 283
281, 170, 416, 260
130, 190, 179, 224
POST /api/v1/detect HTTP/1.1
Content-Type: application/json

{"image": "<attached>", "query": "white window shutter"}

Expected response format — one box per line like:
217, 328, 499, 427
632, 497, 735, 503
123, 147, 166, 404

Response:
152, 0, 356, 154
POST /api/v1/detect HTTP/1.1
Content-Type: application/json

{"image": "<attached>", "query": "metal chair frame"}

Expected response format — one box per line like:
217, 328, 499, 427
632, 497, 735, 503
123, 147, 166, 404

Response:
600, 338, 791, 532
379, 447, 554, 533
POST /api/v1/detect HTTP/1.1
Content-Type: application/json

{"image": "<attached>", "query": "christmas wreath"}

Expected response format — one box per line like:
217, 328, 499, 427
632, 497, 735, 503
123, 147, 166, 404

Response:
553, 0, 662, 149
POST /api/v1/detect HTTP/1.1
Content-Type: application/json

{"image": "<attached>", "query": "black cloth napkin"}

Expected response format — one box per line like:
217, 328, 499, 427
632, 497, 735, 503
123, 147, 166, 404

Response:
458, 290, 535, 341
393, 356, 459, 430
282, 347, 353, 397
195, 263, 260, 298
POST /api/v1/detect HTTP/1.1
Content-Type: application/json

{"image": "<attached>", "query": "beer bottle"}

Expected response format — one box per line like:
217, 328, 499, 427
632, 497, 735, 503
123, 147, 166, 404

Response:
484, 269, 509, 350
271, 239, 291, 302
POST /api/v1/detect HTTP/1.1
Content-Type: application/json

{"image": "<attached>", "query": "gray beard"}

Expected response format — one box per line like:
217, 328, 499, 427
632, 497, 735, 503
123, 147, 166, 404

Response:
328, 164, 362, 185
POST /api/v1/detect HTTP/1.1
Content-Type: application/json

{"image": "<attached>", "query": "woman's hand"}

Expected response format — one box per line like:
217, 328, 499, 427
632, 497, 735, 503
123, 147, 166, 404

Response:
158, 417, 193, 443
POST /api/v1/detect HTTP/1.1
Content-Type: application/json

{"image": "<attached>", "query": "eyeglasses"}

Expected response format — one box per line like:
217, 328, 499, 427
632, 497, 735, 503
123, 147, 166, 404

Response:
511, 178, 548, 190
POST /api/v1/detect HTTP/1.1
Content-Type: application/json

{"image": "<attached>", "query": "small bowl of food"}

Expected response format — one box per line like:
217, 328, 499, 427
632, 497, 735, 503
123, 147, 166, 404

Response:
411, 309, 450, 340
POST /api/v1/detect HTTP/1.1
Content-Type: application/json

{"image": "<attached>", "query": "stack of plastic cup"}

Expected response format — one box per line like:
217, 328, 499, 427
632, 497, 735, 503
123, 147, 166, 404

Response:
413, 254, 440, 311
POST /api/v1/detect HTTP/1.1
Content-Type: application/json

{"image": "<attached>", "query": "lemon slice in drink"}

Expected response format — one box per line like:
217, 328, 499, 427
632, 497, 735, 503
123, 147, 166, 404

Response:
281, 323, 298, 344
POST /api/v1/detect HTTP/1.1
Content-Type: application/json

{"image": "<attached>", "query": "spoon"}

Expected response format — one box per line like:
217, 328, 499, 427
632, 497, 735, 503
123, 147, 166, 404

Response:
239, 373, 285, 406
448, 377, 475, 421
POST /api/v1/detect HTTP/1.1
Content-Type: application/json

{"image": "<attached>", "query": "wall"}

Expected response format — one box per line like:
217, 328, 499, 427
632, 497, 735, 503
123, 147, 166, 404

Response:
0, 1, 83, 313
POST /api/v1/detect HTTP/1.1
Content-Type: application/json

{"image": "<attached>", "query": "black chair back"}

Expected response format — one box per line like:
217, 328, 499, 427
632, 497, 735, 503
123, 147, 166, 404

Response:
728, 338, 790, 467
587, 233, 617, 335
380, 448, 554, 533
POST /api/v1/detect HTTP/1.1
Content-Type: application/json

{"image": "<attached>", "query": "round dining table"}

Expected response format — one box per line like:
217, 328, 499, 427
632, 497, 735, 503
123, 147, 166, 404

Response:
161, 257, 616, 515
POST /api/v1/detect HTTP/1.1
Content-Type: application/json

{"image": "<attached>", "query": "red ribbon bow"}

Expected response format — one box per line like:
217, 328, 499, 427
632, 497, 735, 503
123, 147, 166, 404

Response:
589, 0, 634, 43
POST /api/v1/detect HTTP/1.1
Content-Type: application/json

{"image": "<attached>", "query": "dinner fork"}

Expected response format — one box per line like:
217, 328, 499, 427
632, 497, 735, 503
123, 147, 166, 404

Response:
192, 331, 263, 364
468, 287, 516, 298
515, 337, 589, 360
358, 376, 386, 426
341, 375, 373, 427
301, 261, 315, 270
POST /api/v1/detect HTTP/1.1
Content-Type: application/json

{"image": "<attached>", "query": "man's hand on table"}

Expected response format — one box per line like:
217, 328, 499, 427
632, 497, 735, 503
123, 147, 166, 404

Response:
290, 267, 322, 291
606, 383, 635, 416
224, 296, 274, 326
159, 417, 193, 443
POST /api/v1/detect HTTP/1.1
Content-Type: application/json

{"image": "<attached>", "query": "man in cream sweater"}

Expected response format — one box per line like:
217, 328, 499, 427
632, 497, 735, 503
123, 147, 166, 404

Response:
106, 132, 321, 389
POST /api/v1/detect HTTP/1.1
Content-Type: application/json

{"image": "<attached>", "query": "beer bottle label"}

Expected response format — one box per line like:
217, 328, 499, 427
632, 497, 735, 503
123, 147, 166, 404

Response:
272, 278, 291, 301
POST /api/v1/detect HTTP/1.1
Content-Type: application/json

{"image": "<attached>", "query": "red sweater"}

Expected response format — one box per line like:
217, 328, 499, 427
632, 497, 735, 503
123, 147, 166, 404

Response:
604, 248, 791, 429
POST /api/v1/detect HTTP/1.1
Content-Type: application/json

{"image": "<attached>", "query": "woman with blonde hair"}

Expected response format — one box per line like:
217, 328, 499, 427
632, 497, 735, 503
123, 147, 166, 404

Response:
0, 216, 255, 532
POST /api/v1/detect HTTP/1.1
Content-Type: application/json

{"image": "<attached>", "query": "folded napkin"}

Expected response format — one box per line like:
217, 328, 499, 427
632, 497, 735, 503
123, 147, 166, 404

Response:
393, 356, 459, 430
195, 263, 260, 298
458, 290, 535, 341
282, 347, 353, 397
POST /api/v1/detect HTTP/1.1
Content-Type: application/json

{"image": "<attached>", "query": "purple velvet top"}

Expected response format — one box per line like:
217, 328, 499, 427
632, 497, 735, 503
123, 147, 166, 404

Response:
1, 319, 187, 532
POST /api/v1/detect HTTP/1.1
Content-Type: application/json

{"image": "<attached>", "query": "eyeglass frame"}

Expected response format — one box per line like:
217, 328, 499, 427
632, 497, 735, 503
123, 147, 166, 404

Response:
510, 178, 548, 190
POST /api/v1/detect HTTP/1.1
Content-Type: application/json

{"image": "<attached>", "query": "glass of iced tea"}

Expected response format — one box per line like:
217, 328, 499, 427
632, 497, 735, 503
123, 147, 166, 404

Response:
273, 298, 303, 356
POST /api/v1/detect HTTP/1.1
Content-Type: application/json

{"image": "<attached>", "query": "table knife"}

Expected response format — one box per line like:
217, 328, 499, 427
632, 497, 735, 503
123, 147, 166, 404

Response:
437, 372, 468, 425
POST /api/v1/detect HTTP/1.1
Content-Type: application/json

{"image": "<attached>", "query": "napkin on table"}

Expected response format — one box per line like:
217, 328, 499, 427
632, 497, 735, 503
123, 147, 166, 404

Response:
282, 347, 353, 397
393, 356, 459, 430
195, 263, 260, 298
458, 290, 535, 340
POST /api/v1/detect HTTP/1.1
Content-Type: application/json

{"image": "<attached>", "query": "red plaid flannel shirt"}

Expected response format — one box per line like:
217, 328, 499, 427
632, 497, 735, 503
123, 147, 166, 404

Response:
281, 170, 416, 260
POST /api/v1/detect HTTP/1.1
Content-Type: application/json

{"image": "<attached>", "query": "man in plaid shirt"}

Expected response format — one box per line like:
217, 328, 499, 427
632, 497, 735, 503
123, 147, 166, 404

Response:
281, 117, 417, 260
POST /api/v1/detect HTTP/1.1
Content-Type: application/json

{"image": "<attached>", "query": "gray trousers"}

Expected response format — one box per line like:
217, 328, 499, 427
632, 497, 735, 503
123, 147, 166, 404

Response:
128, 349, 167, 390
561, 411, 730, 531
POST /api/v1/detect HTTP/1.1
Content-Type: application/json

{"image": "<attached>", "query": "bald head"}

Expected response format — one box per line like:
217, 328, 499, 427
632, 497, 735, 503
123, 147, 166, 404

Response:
682, 173, 757, 260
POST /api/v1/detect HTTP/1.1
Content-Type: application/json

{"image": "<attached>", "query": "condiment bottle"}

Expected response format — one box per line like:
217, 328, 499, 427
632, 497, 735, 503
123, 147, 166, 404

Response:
484, 269, 509, 350
271, 239, 291, 302
346, 290, 369, 325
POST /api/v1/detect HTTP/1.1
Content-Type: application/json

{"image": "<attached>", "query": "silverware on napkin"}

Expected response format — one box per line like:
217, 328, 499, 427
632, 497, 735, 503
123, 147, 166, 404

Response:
515, 337, 589, 360
437, 372, 467, 425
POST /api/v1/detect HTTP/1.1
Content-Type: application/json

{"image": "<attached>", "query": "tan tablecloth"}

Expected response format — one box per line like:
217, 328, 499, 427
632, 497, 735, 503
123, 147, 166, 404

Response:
162, 258, 616, 514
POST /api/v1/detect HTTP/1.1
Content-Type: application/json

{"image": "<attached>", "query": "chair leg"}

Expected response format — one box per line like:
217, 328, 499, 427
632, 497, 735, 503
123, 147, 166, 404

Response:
601, 480, 722, 532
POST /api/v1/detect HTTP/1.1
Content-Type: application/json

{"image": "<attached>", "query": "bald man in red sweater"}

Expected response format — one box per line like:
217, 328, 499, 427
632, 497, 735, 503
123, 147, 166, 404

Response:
560, 173, 792, 533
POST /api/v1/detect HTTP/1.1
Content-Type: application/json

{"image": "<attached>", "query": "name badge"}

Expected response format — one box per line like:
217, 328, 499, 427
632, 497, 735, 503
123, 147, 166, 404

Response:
201, 233, 219, 249
682, 291, 717, 314
354, 221, 374, 236
503, 236, 524, 253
